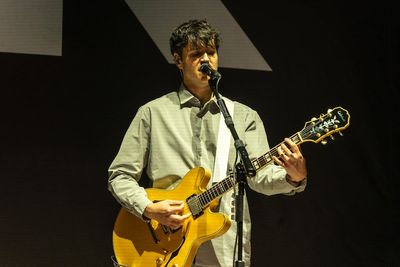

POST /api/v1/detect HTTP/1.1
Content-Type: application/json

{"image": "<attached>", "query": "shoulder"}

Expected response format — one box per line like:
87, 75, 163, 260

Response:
223, 95, 258, 117
130, 91, 178, 122
135, 91, 179, 116
141, 91, 179, 109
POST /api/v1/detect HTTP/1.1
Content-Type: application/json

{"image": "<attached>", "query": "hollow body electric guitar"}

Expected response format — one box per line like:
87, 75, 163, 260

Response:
112, 107, 350, 267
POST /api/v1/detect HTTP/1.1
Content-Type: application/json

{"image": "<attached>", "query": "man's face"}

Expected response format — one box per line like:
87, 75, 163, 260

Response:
176, 43, 219, 88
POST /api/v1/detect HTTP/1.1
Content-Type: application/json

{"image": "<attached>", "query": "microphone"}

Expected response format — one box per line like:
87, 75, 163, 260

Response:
199, 63, 221, 79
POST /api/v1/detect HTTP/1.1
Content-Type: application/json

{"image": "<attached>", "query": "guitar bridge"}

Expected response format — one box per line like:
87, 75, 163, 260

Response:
186, 194, 203, 218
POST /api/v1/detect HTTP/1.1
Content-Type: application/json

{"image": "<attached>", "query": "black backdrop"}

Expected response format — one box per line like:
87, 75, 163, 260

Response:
1, 1, 398, 266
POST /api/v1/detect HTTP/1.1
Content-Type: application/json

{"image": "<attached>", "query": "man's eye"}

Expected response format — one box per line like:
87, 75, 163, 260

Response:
190, 52, 201, 58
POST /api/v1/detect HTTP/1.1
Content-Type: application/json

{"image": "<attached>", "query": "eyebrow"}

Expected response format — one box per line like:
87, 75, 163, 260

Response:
188, 47, 216, 54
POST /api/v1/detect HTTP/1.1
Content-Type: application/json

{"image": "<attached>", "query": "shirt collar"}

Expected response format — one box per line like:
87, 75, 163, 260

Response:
178, 83, 197, 106
178, 83, 220, 111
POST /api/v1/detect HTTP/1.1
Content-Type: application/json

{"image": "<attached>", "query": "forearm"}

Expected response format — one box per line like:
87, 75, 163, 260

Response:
247, 165, 306, 196
108, 173, 152, 218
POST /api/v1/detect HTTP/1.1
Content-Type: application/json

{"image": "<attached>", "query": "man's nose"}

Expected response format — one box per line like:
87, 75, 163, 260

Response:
200, 52, 210, 62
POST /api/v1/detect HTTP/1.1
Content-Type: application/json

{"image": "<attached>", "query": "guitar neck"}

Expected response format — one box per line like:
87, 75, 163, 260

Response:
196, 131, 303, 209
188, 106, 350, 215
195, 172, 235, 208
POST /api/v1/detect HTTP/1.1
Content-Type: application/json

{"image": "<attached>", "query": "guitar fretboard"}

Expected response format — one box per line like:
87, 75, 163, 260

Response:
252, 132, 302, 171
193, 129, 313, 208
196, 174, 235, 208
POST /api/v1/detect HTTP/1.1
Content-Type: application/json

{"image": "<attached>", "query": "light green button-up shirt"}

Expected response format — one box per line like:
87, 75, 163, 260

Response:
108, 84, 305, 266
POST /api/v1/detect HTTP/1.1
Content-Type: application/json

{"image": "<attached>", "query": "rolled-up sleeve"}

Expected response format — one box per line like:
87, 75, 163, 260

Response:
108, 107, 153, 218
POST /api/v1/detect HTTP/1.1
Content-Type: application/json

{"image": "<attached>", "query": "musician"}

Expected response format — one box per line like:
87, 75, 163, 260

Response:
108, 19, 307, 267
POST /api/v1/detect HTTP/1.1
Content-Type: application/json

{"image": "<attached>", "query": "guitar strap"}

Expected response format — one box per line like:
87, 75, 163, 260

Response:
212, 97, 234, 183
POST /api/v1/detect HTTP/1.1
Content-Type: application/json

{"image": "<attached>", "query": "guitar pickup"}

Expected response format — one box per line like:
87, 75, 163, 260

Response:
186, 194, 203, 218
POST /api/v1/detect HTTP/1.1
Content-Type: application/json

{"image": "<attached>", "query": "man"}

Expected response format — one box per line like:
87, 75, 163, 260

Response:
108, 19, 307, 267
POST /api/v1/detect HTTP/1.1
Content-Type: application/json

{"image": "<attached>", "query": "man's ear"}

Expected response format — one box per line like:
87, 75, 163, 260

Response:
173, 53, 183, 69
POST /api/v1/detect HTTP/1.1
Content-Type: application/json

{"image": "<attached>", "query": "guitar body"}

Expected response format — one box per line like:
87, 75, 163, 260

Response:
112, 167, 232, 267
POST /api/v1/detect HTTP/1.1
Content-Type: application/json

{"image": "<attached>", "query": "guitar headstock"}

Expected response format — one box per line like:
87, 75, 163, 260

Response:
300, 107, 350, 144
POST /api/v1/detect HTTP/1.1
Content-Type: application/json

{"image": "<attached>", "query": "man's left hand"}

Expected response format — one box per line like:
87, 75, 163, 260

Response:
273, 138, 307, 183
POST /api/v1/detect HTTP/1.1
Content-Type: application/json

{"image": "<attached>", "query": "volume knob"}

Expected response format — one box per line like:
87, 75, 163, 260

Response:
156, 257, 163, 266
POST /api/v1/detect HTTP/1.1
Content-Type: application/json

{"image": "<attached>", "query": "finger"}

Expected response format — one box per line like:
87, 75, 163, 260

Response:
181, 212, 191, 220
169, 204, 185, 213
277, 147, 288, 161
284, 138, 295, 146
170, 224, 181, 230
167, 219, 181, 229
285, 138, 300, 153
277, 147, 284, 156
173, 213, 189, 219
170, 214, 190, 224
273, 156, 285, 166
168, 200, 184, 205
281, 143, 292, 156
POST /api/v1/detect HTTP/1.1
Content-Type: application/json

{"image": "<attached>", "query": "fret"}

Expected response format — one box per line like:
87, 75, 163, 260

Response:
215, 185, 222, 195
198, 195, 204, 206
213, 187, 219, 197
259, 156, 267, 166
218, 183, 224, 193
227, 176, 235, 188
208, 192, 213, 201
214, 185, 219, 196
216, 185, 221, 195
200, 194, 206, 206
264, 152, 272, 163
207, 191, 213, 201
253, 151, 273, 171
270, 147, 278, 157
201, 190, 211, 206
290, 133, 301, 144
210, 188, 216, 199
204, 192, 210, 203
225, 179, 232, 190
252, 159, 260, 170
222, 181, 228, 191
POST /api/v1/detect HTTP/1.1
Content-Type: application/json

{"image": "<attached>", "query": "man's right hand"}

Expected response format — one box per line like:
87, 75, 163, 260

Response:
143, 200, 191, 229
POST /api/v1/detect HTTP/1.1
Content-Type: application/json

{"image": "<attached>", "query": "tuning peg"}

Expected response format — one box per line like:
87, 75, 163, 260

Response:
327, 108, 333, 113
338, 131, 343, 136
330, 135, 335, 140
327, 109, 333, 117
311, 117, 318, 124
321, 139, 328, 145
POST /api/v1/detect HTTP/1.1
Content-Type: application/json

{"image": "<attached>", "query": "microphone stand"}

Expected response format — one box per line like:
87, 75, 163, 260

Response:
208, 75, 256, 267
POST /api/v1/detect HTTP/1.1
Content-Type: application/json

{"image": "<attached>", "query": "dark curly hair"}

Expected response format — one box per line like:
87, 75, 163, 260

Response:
169, 19, 221, 58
